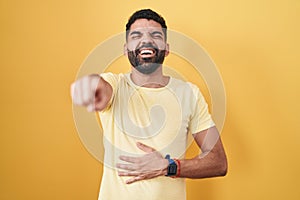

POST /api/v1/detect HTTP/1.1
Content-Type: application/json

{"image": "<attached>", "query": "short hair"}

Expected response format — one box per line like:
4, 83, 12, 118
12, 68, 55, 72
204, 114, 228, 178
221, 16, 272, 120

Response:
125, 9, 167, 40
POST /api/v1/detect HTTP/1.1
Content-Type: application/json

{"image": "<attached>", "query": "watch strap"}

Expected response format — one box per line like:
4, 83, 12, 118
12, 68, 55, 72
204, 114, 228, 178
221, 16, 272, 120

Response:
165, 154, 177, 176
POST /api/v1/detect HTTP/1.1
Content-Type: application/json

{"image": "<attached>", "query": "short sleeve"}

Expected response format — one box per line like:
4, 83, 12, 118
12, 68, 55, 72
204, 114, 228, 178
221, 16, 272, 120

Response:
188, 84, 215, 134
99, 72, 119, 111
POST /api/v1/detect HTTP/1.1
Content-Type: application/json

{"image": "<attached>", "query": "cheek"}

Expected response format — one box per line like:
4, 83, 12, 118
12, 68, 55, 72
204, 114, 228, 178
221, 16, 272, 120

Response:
127, 41, 139, 51
155, 41, 167, 50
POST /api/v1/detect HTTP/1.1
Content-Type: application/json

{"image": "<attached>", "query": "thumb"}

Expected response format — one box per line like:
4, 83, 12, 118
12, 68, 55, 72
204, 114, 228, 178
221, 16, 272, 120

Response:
86, 104, 96, 112
136, 142, 156, 153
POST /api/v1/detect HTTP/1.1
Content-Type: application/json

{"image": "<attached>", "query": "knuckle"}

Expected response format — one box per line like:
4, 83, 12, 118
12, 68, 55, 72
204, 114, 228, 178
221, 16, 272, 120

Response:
136, 159, 142, 164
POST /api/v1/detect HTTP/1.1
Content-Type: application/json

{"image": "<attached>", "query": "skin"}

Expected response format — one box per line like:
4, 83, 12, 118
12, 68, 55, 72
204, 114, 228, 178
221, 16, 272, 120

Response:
71, 19, 227, 185
124, 19, 170, 88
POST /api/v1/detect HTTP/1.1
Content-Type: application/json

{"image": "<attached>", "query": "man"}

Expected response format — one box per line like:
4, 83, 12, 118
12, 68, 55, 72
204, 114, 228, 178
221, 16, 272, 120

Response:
71, 9, 227, 200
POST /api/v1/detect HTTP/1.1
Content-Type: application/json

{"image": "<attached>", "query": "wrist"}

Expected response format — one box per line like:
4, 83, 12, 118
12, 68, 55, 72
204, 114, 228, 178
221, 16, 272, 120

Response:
162, 159, 169, 176
173, 159, 181, 178
164, 154, 179, 177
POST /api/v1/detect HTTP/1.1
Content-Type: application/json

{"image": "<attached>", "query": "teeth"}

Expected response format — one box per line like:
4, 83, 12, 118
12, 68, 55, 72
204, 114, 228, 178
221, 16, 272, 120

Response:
140, 49, 154, 55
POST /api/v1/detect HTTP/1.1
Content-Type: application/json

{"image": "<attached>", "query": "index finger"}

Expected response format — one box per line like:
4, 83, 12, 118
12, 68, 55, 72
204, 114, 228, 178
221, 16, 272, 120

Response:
119, 155, 140, 163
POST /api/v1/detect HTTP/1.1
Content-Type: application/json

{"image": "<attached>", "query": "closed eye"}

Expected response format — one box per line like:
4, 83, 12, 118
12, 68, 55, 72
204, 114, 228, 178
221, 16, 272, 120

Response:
130, 31, 142, 39
151, 31, 163, 39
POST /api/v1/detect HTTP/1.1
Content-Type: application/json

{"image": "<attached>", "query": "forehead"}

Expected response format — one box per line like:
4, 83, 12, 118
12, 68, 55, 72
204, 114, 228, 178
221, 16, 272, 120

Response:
129, 19, 163, 32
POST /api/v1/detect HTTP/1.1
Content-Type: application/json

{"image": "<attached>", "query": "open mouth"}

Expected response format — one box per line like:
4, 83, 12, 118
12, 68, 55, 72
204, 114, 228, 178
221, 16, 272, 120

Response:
138, 48, 156, 58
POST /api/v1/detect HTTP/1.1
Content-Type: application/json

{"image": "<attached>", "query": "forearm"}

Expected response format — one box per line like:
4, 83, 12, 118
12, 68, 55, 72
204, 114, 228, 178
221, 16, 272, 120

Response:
171, 126, 228, 179
176, 150, 227, 179
117, 126, 228, 183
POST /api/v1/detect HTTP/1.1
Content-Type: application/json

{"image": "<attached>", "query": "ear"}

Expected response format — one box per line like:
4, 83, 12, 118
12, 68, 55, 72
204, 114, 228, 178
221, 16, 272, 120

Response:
123, 44, 128, 56
164, 43, 170, 57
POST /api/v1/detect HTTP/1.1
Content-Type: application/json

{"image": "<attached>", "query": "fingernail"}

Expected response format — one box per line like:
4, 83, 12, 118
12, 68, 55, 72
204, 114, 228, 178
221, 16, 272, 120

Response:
137, 142, 142, 146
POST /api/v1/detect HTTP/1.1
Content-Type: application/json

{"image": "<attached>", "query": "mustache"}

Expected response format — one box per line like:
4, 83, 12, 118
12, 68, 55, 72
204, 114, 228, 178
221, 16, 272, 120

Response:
127, 43, 159, 54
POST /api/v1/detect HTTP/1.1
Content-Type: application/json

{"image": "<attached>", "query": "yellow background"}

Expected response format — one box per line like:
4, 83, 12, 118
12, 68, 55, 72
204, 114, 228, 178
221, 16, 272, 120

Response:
1, 0, 299, 199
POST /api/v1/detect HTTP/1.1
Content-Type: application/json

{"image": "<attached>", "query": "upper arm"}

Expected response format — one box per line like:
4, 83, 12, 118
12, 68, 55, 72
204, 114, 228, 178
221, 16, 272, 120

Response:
192, 126, 228, 176
188, 84, 215, 135
193, 126, 227, 159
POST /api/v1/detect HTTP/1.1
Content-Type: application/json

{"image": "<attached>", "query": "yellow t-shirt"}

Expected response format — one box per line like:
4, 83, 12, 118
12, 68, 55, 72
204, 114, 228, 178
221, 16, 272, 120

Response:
98, 73, 215, 200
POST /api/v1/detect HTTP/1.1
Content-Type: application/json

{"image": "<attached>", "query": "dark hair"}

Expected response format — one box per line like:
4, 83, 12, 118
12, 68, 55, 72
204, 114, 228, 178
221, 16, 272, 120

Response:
126, 9, 167, 40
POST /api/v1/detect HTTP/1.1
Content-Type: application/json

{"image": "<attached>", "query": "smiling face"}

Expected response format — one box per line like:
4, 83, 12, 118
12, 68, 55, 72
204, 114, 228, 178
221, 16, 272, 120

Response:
125, 19, 169, 74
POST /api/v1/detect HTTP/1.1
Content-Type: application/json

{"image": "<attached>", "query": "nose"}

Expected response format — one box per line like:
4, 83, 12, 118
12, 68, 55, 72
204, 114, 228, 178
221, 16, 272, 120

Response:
140, 33, 154, 44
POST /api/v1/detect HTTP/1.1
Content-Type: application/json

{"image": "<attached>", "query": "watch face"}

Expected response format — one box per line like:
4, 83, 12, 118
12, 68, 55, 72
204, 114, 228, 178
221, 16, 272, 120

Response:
168, 164, 177, 175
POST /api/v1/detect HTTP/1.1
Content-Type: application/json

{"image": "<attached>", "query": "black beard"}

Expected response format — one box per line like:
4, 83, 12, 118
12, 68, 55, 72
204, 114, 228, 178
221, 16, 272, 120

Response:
127, 45, 166, 75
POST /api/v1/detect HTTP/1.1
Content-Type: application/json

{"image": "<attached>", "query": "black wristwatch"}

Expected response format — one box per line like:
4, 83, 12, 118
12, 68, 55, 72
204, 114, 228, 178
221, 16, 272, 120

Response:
165, 154, 177, 176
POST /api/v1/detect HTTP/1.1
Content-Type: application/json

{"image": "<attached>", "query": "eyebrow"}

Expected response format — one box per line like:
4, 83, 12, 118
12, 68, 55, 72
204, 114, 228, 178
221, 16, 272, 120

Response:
151, 31, 163, 36
129, 31, 142, 36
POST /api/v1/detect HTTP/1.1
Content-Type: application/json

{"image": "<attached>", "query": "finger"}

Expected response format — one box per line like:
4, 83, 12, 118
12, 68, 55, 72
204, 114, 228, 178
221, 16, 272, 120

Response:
72, 81, 83, 105
87, 104, 96, 112
81, 76, 92, 105
118, 171, 140, 177
136, 142, 156, 153
90, 75, 101, 95
116, 163, 138, 171
70, 82, 75, 99
126, 176, 144, 184
119, 155, 139, 163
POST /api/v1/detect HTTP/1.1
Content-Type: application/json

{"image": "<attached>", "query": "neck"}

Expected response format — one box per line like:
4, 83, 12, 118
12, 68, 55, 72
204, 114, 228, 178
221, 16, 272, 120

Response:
130, 66, 170, 88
